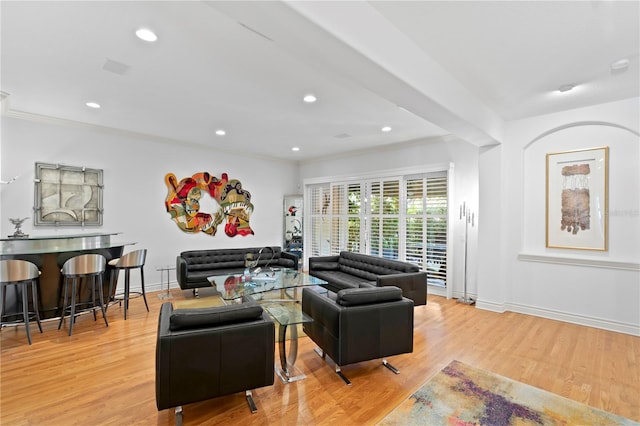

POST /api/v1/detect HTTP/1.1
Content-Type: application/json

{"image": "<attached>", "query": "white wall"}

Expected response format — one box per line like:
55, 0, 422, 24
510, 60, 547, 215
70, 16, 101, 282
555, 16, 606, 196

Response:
0, 116, 298, 291
478, 98, 640, 335
298, 134, 480, 299
4, 98, 637, 335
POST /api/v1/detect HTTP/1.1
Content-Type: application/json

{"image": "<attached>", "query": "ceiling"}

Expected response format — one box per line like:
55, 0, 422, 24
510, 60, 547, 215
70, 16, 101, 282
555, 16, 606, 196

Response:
1, 1, 638, 162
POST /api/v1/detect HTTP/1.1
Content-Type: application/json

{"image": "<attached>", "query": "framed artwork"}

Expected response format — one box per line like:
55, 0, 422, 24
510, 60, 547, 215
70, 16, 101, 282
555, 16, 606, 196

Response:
33, 162, 104, 226
546, 146, 608, 251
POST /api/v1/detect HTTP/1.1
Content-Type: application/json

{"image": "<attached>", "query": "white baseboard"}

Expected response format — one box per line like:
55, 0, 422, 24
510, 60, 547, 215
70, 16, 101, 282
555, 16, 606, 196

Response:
146, 283, 166, 293
119, 282, 171, 294
428, 286, 448, 298
476, 299, 640, 336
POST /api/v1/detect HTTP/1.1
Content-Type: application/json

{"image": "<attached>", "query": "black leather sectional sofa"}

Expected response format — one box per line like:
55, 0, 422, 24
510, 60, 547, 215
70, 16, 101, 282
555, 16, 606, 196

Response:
308, 251, 427, 306
176, 246, 298, 291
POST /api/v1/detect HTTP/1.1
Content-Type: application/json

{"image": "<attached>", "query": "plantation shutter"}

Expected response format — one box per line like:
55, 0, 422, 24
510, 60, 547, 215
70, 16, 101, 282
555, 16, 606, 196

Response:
405, 177, 426, 269
306, 170, 447, 286
330, 183, 346, 254
347, 182, 362, 252
426, 175, 448, 286
368, 179, 400, 260
308, 184, 330, 256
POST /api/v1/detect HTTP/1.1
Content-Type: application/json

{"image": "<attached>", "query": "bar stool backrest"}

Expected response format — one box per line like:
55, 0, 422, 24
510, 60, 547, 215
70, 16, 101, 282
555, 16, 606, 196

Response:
114, 249, 147, 269
61, 254, 106, 277
0, 260, 40, 283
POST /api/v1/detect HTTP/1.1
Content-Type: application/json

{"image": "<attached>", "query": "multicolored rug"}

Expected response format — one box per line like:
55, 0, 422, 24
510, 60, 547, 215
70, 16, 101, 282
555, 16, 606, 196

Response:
379, 360, 638, 426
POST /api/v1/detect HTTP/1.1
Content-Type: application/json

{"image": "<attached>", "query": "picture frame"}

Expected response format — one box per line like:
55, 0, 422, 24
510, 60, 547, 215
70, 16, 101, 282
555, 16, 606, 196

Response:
546, 147, 608, 251
34, 162, 104, 226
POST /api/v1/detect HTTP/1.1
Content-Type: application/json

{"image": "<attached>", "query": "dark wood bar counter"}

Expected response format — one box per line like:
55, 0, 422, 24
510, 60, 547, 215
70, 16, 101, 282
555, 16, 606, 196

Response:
1, 233, 134, 320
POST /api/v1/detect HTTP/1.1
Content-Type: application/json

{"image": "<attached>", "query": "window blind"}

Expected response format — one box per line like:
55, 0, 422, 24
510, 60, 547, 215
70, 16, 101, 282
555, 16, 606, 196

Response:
307, 171, 447, 286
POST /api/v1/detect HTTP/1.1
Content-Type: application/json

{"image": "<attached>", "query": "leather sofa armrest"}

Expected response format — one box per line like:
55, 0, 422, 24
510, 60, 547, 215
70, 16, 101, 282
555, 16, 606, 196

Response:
176, 255, 188, 289
309, 255, 340, 271
156, 303, 174, 409
336, 286, 403, 306
169, 303, 264, 331
377, 271, 427, 306
279, 250, 299, 270
302, 288, 341, 336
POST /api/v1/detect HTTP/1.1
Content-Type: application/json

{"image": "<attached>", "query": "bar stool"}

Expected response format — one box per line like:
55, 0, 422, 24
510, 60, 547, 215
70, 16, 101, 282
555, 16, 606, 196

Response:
108, 249, 148, 320
0, 260, 43, 345
58, 254, 108, 336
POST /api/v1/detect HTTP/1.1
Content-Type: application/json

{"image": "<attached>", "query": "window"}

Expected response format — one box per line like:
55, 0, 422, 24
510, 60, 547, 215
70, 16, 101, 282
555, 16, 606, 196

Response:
307, 171, 448, 287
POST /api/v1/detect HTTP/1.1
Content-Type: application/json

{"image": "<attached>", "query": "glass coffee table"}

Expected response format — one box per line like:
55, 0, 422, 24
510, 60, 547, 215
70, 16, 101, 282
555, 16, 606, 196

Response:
206, 268, 326, 301
206, 268, 327, 383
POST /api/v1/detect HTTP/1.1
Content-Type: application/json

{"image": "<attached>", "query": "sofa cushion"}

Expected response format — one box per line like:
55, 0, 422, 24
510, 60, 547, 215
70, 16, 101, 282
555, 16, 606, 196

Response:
338, 251, 418, 276
189, 259, 245, 271
185, 269, 244, 285
336, 286, 403, 307
182, 247, 283, 268
337, 262, 378, 281
169, 303, 264, 331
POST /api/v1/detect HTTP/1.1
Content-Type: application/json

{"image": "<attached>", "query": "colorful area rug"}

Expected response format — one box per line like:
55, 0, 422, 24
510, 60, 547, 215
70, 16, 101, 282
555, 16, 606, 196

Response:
379, 360, 638, 426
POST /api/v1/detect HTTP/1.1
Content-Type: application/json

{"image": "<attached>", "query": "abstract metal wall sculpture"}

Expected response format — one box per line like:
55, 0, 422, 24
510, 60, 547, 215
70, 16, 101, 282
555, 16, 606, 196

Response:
164, 172, 254, 237
34, 162, 103, 226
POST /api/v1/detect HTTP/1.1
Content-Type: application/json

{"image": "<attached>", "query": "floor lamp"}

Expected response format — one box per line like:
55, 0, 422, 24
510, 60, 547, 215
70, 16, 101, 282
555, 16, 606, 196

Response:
458, 202, 475, 305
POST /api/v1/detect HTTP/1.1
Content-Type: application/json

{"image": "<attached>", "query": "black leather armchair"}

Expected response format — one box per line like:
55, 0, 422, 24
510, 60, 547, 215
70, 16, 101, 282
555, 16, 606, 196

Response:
301, 286, 414, 385
155, 299, 275, 425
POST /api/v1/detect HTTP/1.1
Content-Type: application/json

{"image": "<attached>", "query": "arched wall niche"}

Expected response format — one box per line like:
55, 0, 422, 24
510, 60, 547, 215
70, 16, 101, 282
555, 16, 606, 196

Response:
521, 121, 640, 261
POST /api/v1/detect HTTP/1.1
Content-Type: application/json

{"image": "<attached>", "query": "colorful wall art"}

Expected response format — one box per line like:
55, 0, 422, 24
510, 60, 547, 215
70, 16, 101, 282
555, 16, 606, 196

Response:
164, 172, 254, 237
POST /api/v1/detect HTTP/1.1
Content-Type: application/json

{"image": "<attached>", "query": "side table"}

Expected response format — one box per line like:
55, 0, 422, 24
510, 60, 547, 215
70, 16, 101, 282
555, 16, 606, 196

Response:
156, 266, 175, 300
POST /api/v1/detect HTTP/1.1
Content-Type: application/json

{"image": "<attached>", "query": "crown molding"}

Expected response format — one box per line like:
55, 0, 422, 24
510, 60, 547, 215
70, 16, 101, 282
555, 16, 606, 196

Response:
2, 108, 296, 165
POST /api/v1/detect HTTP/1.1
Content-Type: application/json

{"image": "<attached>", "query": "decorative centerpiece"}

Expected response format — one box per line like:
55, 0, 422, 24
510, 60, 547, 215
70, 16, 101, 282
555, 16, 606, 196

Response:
9, 217, 29, 238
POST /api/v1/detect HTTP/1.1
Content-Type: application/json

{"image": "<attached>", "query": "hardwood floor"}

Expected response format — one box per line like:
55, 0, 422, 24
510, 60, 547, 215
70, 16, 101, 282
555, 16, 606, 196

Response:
2, 290, 638, 425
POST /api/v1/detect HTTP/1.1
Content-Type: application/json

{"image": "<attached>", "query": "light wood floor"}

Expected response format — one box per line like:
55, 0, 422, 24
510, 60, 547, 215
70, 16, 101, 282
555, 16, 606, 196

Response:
1, 289, 638, 425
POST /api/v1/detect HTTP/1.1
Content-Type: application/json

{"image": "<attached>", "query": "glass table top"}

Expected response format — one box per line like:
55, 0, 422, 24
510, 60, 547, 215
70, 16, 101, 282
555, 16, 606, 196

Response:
207, 268, 327, 300
261, 302, 313, 327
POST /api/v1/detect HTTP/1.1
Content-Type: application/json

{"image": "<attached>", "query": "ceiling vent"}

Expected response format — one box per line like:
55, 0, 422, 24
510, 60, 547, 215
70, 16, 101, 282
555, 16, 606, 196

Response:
334, 133, 352, 139
103, 58, 131, 76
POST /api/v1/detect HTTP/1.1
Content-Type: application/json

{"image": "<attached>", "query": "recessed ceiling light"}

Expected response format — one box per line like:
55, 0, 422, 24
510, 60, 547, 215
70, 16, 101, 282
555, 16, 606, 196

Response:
86, 102, 101, 109
610, 58, 630, 71
557, 84, 575, 93
381, 126, 392, 132
215, 129, 226, 136
303, 94, 317, 103
136, 28, 158, 42
291, 147, 300, 152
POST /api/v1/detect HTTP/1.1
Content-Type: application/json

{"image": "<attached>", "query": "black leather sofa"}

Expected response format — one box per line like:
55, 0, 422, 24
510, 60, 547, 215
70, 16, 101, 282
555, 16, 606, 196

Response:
176, 246, 298, 292
308, 251, 427, 305
156, 299, 275, 424
302, 286, 414, 385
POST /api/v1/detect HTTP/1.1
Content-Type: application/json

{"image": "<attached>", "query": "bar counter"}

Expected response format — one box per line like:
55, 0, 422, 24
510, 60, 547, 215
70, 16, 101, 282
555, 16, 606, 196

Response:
1, 233, 134, 320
